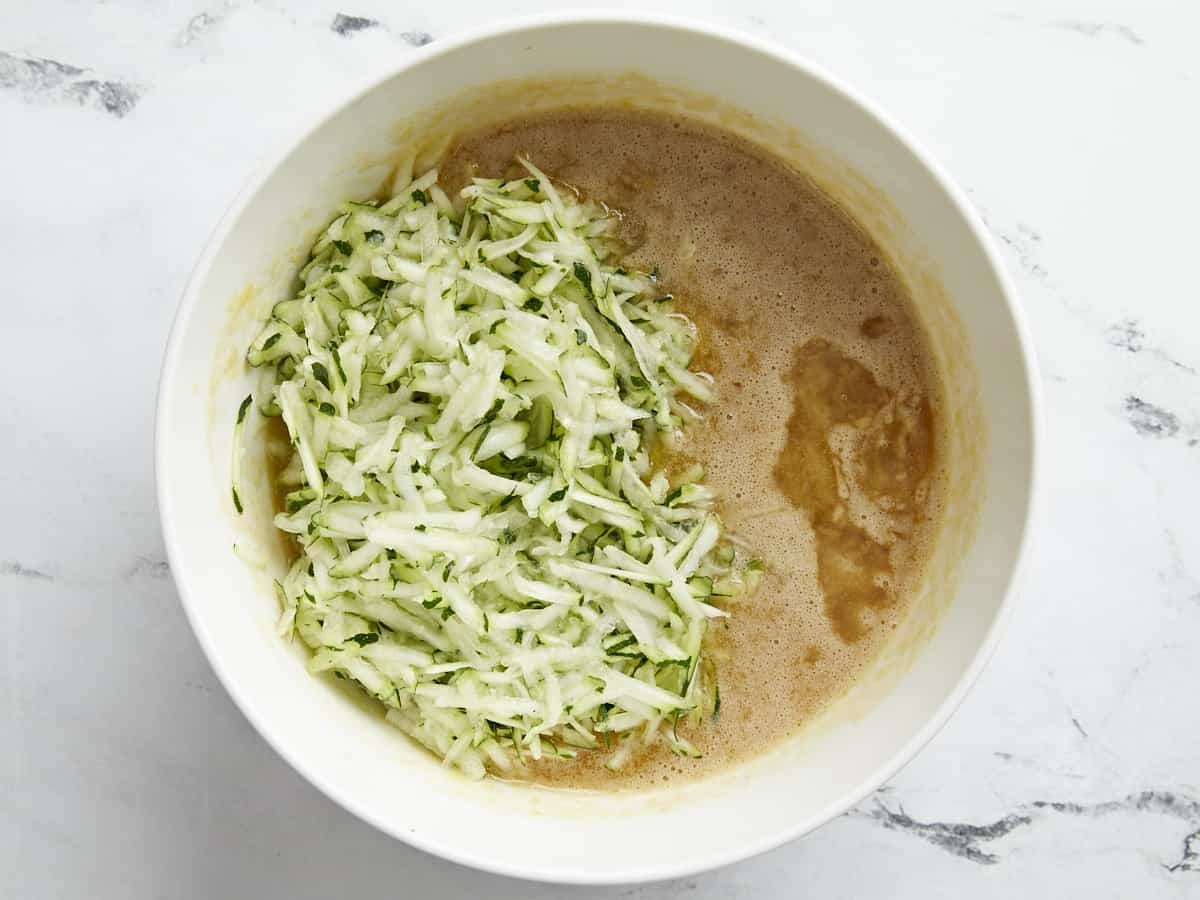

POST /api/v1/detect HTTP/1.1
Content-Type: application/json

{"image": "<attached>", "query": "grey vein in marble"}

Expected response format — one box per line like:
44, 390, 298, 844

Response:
1124, 396, 1182, 439
994, 222, 1048, 281
174, 0, 263, 46
983, 206, 1198, 397
126, 555, 171, 581
331, 12, 380, 36
1, 560, 53, 581
1173, 829, 1200, 873
1002, 14, 1146, 47
176, 10, 225, 46
402, 31, 434, 47
972, 200, 1052, 287
860, 791, 1200, 870
862, 803, 1033, 864
330, 13, 432, 46
1162, 529, 1200, 603
0, 51, 141, 117
618, 879, 701, 899
1036, 793, 1200, 873
992, 749, 1088, 782
1108, 319, 1197, 375
1053, 20, 1145, 46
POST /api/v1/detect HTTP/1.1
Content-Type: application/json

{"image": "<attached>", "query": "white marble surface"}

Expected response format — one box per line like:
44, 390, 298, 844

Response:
3, 1, 1199, 896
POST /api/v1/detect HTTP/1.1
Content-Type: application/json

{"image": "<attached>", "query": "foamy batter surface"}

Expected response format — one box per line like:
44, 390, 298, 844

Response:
442, 109, 944, 789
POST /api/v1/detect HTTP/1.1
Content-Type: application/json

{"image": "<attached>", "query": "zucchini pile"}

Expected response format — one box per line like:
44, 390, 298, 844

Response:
237, 160, 759, 777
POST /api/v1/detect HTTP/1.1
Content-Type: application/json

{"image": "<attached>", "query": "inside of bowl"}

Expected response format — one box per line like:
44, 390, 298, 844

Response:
160, 19, 1033, 881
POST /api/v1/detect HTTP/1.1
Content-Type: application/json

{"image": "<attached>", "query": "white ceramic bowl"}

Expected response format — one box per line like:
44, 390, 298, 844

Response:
156, 12, 1038, 884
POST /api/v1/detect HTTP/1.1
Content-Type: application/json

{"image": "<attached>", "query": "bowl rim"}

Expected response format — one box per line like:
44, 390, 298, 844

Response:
155, 9, 1042, 884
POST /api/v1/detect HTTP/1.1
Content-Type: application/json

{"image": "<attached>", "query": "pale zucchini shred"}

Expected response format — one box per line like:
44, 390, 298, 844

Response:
245, 161, 759, 777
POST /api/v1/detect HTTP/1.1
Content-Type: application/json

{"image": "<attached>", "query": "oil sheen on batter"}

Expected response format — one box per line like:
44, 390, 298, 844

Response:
442, 109, 944, 789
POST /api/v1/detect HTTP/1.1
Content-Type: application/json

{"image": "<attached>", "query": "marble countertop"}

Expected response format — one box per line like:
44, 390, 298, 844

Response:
4, 1, 1198, 897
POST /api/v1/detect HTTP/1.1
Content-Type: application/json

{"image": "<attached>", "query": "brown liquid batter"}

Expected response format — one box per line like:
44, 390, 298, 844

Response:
440, 109, 943, 789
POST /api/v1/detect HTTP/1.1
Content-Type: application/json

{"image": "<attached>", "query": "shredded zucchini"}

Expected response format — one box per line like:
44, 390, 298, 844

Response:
242, 160, 757, 777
